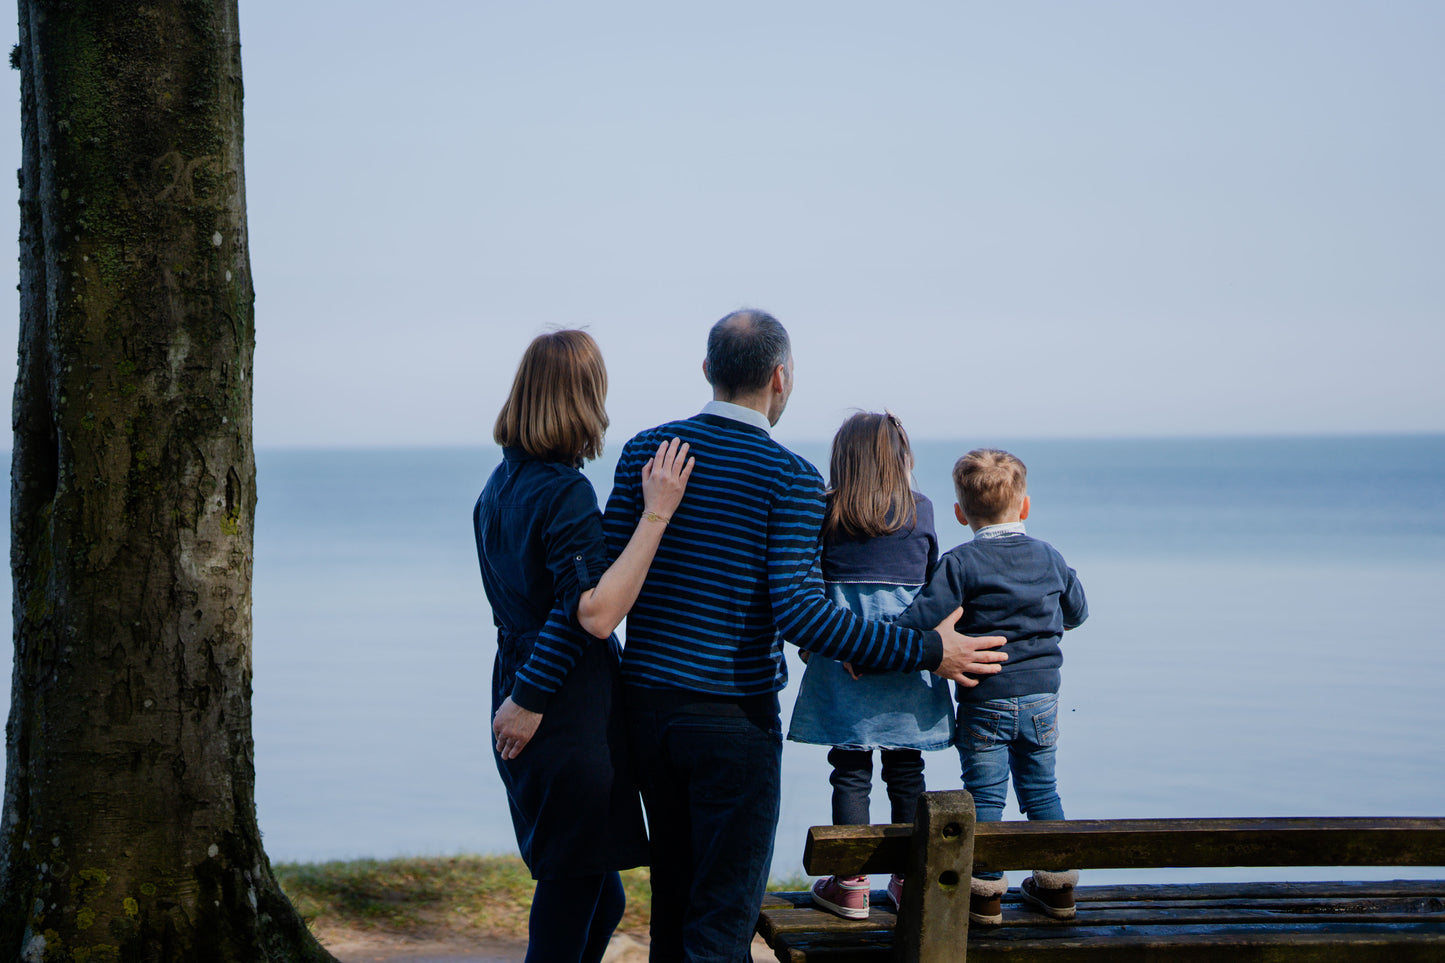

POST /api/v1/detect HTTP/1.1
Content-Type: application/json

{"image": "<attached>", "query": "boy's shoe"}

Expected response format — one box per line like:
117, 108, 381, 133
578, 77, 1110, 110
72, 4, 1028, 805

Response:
1019, 871, 1079, 920
969, 874, 1008, 926
811, 875, 871, 920
885, 874, 904, 911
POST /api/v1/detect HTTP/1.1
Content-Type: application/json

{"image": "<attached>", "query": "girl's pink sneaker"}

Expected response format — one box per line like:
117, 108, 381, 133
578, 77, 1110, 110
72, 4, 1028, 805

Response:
811, 874, 871, 920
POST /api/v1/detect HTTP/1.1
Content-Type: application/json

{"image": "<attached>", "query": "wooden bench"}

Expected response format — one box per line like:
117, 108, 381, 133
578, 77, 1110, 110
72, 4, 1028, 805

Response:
757, 791, 1445, 962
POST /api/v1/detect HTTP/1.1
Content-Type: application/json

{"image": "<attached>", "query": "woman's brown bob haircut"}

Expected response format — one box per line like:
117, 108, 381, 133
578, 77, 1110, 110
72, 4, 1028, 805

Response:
494, 329, 609, 464
823, 411, 917, 540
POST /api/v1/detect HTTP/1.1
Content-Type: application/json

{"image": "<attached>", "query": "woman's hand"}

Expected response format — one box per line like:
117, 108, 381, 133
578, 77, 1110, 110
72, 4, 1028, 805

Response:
577, 437, 696, 639
641, 437, 694, 520
493, 696, 542, 761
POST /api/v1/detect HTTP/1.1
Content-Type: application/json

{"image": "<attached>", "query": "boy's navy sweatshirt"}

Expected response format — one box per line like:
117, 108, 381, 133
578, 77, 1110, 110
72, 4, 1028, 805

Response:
896, 532, 1086, 703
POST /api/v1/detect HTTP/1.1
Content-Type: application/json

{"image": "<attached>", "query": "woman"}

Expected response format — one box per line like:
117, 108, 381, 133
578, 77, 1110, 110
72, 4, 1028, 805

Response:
473, 329, 692, 963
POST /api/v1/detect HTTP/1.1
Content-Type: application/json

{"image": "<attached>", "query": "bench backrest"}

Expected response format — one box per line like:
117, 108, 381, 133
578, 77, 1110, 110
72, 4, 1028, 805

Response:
806, 813, 1445, 876
784, 793, 1445, 963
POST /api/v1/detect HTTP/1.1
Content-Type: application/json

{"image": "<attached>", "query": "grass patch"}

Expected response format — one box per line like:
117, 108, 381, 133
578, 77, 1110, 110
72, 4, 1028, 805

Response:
275, 854, 809, 942
274, 855, 652, 940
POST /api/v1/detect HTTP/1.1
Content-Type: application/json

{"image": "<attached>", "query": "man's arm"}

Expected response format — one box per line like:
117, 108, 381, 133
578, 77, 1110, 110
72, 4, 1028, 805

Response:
602, 436, 647, 560
767, 470, 1005, 681
896, 554, 967, 634
931, 608, 1009, 686
894, 554, 1009, 685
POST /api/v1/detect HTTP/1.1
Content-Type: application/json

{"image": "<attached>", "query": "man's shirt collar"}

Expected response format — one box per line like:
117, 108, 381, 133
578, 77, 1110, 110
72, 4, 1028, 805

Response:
700, 400, 772, 435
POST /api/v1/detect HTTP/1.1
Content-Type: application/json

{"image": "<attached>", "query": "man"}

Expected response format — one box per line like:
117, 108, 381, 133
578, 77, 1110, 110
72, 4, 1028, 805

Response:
603, 310, 1006, 962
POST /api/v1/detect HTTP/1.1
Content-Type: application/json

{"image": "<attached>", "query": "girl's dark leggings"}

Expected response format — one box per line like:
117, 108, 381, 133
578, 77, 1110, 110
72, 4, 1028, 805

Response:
828, 747, 926, 825
525, 871, 625, 963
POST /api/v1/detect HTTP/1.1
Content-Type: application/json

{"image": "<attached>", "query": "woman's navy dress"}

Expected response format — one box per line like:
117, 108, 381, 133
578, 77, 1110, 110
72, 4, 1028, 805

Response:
473, 447, 648, 879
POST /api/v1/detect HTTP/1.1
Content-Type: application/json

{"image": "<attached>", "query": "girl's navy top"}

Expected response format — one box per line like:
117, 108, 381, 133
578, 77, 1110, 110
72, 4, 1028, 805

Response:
821, 495, 938, 585
472, 446, 611, 712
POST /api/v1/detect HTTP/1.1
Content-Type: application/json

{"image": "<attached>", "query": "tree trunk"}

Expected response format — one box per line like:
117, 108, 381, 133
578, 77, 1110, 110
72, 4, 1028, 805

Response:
3, 2, 334, 959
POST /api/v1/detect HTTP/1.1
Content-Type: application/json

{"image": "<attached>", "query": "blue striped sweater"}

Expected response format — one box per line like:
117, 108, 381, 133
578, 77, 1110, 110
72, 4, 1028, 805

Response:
602, 413, 943, 697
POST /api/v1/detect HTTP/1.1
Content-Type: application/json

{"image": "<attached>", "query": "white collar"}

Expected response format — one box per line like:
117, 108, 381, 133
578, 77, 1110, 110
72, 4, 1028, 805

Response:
974, 521, 1027, 539
700, 400, 772, 435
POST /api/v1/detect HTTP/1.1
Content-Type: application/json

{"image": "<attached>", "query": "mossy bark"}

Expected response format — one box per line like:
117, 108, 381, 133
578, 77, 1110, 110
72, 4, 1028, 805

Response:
3, 2, 334, 959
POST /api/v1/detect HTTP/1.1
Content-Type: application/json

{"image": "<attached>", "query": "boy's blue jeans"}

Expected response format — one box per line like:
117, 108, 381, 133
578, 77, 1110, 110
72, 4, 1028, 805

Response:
956, 692, 1064, 881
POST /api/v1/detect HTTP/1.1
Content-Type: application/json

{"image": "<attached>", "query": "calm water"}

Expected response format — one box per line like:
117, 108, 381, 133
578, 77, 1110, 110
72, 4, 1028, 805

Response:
4, 435, 1444, 883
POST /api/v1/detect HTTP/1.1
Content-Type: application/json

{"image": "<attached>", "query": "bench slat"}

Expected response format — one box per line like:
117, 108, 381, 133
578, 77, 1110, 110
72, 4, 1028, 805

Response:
1069, 878, 1445, 902
762, 899, 1445, 935
968, 926, 1445, 963
768, 928, 1445, 963
760, 882, 1445, 937
804, 818, 1445, 876
766, 878, 1445, 910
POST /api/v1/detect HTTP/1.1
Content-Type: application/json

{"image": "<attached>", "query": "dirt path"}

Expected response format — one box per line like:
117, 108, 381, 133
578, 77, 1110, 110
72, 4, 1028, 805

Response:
321, 929, 771, 962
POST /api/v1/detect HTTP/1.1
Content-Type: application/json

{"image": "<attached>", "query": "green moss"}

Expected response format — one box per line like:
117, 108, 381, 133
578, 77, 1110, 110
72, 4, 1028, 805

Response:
75, 906, 95, 930
25, 587, 53, 624
122, 897, 137, 917
71, 867, 109, 899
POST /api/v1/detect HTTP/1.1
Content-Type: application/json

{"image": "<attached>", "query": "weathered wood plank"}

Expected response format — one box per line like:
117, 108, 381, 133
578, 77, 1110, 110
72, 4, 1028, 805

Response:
1068, 878, 1445, 902
803, 818, 1445, 875
770, 928, 1445, 963
898, 790, 976, 963
762, 901, 1445, 939
802, 824, 913, 876
768, 878, 1445, 911
768, 926, 1445, 963
757, 897, 896, 941
766, 930, 894, 963
760, 888, 1445, 936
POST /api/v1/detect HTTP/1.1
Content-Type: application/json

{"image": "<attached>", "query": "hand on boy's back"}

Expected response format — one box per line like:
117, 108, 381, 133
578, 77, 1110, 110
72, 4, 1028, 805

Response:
932, 607, 1007, 685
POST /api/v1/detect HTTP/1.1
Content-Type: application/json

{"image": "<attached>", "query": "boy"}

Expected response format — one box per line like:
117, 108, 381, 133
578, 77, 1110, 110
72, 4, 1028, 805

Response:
897, 448, 1088, 925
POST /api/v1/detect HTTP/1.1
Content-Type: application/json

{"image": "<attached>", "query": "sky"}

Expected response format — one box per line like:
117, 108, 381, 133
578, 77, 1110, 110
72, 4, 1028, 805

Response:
0, 1, 1441, 449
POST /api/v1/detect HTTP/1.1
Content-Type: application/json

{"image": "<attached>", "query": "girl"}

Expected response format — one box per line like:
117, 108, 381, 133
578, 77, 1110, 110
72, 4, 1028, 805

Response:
475, 330, 694, 963
787, 411, 955, 920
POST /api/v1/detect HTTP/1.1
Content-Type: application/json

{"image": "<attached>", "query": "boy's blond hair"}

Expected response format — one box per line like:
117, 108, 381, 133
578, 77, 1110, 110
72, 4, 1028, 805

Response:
953, 448, 1027, 525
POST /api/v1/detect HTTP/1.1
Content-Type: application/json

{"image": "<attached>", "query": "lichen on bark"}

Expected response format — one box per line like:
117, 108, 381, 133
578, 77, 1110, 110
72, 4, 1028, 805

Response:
2, 2, 334, 959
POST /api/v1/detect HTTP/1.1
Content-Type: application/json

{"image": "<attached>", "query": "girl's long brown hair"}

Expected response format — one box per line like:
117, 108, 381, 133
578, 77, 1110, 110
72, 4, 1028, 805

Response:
493, 329, 609, 463
822, 411, 917, 540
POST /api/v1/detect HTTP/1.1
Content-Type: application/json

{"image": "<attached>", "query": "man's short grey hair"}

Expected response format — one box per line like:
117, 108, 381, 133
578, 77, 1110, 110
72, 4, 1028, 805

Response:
705, 309, 791, 397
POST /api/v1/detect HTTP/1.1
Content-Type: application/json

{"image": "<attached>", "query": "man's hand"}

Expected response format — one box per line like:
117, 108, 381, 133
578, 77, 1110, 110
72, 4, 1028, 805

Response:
931, 607, 1007, 685
493, 696, 542, 761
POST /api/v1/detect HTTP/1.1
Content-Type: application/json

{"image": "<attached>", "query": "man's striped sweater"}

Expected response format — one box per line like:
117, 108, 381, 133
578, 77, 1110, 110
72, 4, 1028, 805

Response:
603, 410, 943, 697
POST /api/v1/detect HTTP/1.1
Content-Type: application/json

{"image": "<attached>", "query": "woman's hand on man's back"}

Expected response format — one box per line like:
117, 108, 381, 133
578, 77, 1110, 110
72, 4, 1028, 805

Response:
640, 437, 694, 520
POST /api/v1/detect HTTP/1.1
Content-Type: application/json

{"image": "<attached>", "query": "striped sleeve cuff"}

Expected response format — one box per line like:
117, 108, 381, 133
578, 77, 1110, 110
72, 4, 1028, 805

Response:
919, 629, 943, 672
508, 674, 552, 713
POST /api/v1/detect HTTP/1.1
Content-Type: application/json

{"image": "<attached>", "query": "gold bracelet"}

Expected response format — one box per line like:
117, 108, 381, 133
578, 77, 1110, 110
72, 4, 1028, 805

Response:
641, 510, 670, 525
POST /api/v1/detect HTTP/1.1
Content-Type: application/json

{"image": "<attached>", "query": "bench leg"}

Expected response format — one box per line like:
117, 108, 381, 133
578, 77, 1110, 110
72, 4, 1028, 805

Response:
894, 790, 976, 963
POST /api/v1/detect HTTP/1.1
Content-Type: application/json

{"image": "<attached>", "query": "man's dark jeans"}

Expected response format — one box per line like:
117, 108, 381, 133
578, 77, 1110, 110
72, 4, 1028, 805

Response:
625, 687, 782, 963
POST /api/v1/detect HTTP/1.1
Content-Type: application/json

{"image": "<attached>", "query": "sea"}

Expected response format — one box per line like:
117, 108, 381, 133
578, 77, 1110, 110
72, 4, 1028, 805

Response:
3, 434, 1444, 884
